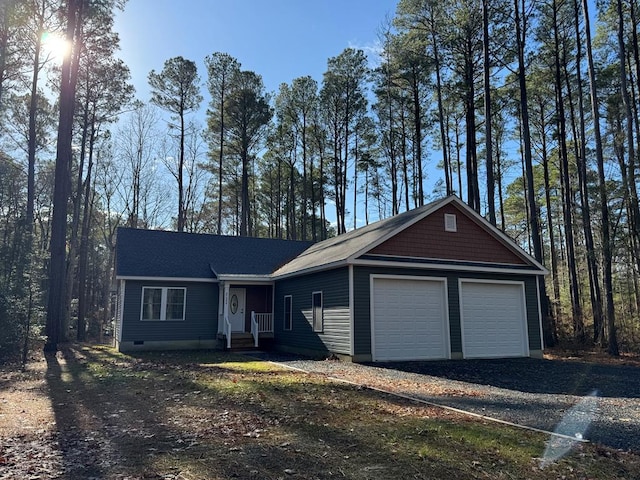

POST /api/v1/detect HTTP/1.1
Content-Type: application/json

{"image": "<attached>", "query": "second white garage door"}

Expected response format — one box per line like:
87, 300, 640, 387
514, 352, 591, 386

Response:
460, 280, 529, 358
372, 276, 449, 361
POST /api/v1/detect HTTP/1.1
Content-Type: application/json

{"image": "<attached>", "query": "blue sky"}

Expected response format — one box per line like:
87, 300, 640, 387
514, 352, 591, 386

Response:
112, 1, 401, 227
114, 0, 400, 108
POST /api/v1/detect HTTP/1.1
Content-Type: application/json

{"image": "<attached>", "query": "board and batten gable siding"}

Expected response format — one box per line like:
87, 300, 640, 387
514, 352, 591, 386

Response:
369, 203, 528, 266
273, 267, 350, 355
353, 266, 542, 358
120, 280, 219, 343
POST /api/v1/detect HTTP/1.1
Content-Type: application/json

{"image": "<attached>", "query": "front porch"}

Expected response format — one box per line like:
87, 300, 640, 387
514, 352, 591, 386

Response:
217, 280, 275, 349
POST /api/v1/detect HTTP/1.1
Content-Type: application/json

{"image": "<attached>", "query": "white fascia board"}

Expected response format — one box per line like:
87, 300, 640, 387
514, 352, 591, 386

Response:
217, 274, 274, 284
364, 253, 545, 272
351, 258, 547, 276
115, 275, 218, 283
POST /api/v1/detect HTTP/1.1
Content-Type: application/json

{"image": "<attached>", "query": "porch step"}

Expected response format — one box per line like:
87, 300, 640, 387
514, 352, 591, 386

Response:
221, 333, 274, 352
230, 336, 257, 350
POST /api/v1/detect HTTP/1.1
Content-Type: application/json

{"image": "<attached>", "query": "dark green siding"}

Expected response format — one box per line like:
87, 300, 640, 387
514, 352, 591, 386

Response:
121, 280, 218, 342
524, 278, 542, 349
447, 277, 462, 352
274, 268, 350, 355
353, 266, 542, 357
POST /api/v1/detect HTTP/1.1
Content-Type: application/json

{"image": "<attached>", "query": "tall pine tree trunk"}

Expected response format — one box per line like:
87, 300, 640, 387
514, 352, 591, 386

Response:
617, 0, 640, 269
27, 7, 44, 230
482, 0, 496, 224
553, 0, 584, 342
584, 0, 619, 355
217, 97, 225, 235
77, 127, 96, 342
177, 111, 185, 232
571, 0, 604, 344
539, 98, 561, 335
464, 47, 479, 212
429, 6, 451, 196
515, 0, 554, 346
411, 70, 424, 206
45, 0, 84, 353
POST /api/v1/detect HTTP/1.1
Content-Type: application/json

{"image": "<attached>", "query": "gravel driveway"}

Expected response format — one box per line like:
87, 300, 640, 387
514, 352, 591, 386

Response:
251, 353, 640, 452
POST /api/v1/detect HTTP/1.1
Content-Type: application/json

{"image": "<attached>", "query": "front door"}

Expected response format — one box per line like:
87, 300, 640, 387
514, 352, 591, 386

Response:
228, 288, 246, 332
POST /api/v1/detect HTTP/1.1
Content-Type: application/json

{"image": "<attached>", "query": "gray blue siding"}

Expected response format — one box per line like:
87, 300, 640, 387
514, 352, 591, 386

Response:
353, 266, 542, 357
120, 280, 219, 342
274, 268, 350, 355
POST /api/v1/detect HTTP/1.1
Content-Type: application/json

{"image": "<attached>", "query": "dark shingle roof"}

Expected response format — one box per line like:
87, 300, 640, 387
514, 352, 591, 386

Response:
272, 195, 547, 277
116, 227, 313, 279
272, 197, 450, 277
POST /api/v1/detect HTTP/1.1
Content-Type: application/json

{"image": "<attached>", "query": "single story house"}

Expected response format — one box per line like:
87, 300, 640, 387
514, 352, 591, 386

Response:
115, 195, 548, 361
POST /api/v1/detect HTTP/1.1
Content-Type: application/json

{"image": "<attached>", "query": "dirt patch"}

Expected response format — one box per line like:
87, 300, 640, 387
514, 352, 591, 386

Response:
545, 347, 640, 368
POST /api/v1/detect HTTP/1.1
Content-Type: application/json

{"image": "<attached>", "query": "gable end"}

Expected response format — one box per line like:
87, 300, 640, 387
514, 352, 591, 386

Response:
367, 203, 529, 266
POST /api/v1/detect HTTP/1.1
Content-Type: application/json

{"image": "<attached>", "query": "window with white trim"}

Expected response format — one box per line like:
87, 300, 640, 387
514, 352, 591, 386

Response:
312, 291, 323, 332
444, 213, 457, 232
141, 287, 186, 321
284, 295, 292, 330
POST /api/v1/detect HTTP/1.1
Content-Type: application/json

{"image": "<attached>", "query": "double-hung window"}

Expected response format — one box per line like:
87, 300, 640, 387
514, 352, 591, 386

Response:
283, 295, 292, 330
141, 287, 186, 321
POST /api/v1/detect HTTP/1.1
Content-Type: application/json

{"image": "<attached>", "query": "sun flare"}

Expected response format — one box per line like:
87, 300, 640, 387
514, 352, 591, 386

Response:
41, 31, 70, 65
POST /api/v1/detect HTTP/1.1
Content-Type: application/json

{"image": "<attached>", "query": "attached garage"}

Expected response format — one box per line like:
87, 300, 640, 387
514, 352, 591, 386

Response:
272, 195, 547, 362
459, 280, 529, 358
371, 276, 449, 361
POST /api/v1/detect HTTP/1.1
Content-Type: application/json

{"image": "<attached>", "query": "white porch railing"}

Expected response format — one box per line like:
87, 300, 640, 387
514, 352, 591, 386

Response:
254, 312, 273, 333
251, 311, 273, 348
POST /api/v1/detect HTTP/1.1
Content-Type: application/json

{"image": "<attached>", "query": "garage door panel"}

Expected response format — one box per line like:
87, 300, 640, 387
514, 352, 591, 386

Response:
460, 281, 528, 358
372, 277, 448, 361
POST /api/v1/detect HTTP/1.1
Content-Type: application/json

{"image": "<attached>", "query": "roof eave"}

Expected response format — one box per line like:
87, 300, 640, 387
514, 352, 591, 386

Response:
271, 259, 349, 280
351, 258, 548, 276
116, 275, 218, 283
217, 274, 274, 284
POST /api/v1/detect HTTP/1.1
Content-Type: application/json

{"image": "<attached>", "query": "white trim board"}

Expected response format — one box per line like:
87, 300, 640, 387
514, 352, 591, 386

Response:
352, 258, 546, 276
116, 275, 217, 283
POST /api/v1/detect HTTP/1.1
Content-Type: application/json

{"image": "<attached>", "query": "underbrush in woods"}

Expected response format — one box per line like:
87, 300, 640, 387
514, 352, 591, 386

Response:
1, 344, 639, 479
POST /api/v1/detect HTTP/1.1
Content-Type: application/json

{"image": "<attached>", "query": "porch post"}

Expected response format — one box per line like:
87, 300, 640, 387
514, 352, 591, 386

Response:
223, 282, 231, 348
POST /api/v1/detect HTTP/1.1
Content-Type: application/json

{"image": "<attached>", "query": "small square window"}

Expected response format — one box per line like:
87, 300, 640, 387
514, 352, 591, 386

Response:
444, 213, 457, 232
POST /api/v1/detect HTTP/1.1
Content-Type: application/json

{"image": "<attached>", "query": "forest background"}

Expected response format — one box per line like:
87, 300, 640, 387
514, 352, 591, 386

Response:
1, 0, 639, 361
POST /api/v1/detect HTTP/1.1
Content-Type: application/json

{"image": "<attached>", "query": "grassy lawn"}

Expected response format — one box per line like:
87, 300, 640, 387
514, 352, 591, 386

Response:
1, 345, 639, 479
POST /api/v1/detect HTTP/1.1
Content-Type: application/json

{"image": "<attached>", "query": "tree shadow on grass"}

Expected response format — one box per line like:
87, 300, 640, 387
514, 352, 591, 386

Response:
41, 343, 579, 479
45, 345, 232, 478
44, 344, 468, 479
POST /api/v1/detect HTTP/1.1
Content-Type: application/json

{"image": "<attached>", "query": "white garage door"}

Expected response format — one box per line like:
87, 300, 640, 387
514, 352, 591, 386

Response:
460, 281, 529, 358
372, 277, 448, 361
